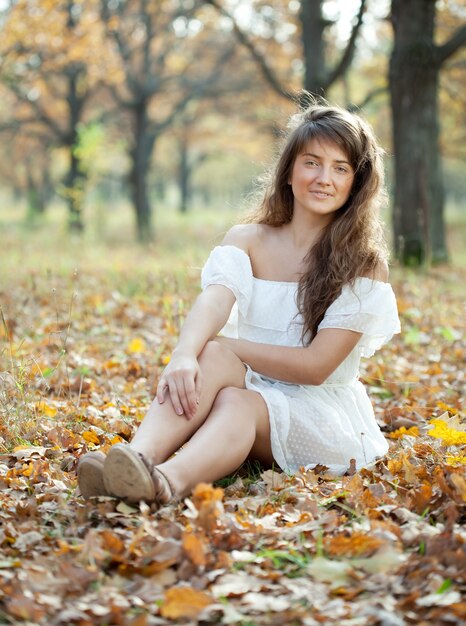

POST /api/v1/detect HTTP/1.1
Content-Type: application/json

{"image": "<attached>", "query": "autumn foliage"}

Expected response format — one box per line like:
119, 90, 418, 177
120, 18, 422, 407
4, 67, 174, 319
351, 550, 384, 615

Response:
0, 257, 465, 624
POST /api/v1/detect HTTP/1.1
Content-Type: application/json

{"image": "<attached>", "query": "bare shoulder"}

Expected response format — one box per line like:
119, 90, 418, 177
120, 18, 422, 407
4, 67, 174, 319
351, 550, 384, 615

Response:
221, 223, 265, 253
365, 258, 389, 282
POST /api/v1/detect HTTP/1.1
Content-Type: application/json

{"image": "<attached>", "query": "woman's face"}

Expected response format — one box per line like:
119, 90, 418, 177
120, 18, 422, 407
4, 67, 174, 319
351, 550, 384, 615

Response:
288, 137, 355, 223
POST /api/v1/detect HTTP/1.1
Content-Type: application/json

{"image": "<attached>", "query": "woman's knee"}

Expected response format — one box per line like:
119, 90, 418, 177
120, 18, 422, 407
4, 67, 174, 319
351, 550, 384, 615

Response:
213, 386, 244, 410
199, 340, 239, 365
198, 340, 226, 365
198, 340, 245, 378
212, 388, 267, 423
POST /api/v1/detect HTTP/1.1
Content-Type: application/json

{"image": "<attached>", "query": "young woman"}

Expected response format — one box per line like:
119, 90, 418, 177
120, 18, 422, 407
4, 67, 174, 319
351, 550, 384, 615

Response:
77, 102, 400, 505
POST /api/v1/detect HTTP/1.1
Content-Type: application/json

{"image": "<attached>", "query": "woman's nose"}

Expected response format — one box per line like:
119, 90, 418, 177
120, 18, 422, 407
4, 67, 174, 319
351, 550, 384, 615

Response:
316, 166, 332, 185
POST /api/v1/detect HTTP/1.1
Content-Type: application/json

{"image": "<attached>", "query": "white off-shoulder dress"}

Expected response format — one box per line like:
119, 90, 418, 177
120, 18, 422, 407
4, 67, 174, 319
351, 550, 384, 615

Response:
201, 245, 401, 475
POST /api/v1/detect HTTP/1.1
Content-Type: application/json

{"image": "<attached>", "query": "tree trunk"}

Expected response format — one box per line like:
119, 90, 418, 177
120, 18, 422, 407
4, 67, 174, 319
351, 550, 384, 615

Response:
178, 135, 190, 214
64, 69, 86, 232
300, 0, 326, 96
389, 0, 447, 265
64, 148, 86, 232
129, 101, 155, 243
25, 165, 47, 223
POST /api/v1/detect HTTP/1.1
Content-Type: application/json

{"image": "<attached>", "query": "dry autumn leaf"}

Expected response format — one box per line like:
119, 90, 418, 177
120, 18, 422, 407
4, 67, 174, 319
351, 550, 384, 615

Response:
159, 586, 214, 619
0, 222, 464, 626
325, 532, 386, 558
182, 531, 208, 567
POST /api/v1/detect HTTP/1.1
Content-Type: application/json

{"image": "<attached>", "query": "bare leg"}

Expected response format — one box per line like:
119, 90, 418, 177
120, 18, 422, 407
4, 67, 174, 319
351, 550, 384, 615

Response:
155, 386, 274, 497
129, 341, 248, 465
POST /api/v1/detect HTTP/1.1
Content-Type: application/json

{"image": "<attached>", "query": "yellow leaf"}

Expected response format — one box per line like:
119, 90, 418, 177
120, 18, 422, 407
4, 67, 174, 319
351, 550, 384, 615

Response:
160, 586, 214, 619
21, 463, 34, 477
36, 400, 57, 418
446, 455, 466, 466
389, 426, 419, 439
165, 322, 177, 336
135, 409, 146, 422
436, 401, 458, 415
100, 402, 116, 410
110, 435, 124, 445
127, 338, 146, 353
428, 419, 466, 446
82, 430, 100, 445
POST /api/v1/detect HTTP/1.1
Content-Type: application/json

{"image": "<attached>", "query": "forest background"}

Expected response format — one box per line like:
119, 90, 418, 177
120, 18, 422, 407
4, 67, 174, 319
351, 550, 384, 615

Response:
0, 1, 465, 625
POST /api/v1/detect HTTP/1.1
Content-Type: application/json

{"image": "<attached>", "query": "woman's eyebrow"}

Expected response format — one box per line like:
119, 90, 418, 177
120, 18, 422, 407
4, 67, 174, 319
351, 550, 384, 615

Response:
301, 152, 351, 165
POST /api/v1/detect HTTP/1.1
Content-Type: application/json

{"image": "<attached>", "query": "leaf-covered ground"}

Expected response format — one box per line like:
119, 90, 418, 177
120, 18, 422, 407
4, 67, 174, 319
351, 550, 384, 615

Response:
0, 257, 465, 626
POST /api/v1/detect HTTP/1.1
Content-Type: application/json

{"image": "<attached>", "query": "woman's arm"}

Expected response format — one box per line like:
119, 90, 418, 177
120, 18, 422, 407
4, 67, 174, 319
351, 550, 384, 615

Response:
216, 327, 363, 385
217, 259, 389, 385
159, 225, 255, 418
157, 285, 235, 417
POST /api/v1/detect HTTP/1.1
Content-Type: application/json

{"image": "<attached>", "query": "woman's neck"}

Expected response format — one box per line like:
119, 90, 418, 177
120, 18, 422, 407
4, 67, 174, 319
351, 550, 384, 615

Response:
286, 212, 331, 252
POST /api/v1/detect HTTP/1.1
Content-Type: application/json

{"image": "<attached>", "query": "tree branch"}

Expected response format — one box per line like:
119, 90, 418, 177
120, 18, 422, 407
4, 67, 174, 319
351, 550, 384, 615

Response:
3, 81, 65, 141
348, 84, 388, 112
205, 0, 295, 101
436, 23, 466, 66
324, 0, 367, 89
153, 44, 237, 135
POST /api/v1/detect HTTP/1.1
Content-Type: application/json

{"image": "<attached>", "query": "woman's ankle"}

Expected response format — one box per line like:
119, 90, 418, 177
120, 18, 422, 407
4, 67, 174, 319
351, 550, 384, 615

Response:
128, 444, 160, 467
155, 463, 190, 499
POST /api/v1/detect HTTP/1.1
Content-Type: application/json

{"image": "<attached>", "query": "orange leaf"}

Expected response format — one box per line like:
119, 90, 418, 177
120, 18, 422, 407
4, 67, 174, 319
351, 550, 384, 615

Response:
160, 587, 214, 619
191, 483, 224, 531
408, 482, 433, 514
325, 532, 385, 558
101, 530, 125, 556
191, 482, 224, 508
182, 532, 207, 567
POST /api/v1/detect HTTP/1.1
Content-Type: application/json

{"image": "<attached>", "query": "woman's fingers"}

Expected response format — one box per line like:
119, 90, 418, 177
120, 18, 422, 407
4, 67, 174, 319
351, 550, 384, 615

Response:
156, 357, 200, 419
195, 370, 202, 406
183, 377, 198, 419
156, 379, 168, 404
167, 378, 184, 416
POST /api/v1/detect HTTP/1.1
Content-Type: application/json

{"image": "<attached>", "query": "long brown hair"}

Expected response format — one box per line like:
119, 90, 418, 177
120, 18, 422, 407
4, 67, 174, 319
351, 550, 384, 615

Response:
247, 101, 388, 343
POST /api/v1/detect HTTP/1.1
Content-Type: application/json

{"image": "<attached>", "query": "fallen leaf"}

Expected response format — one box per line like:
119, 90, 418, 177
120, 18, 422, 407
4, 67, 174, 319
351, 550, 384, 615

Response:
159, 586, 214, 619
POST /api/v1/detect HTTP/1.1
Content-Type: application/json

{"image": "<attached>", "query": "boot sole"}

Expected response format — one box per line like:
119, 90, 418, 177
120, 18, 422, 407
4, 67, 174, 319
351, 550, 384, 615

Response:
103, 444, 155, 503
77, 454, 106, 499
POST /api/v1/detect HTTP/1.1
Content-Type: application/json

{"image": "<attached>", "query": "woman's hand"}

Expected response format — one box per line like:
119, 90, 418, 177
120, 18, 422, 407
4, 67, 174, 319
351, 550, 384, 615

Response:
156, 350, 202, 420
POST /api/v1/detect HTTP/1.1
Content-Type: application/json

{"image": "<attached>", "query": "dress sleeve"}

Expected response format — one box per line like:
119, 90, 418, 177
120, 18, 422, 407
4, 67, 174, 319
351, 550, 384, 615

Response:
201, 245, 254, 318
317, 277, 401, 357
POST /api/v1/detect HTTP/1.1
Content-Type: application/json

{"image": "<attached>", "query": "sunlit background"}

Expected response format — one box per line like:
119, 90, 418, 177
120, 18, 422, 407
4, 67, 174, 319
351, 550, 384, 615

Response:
0, 0, 465, 270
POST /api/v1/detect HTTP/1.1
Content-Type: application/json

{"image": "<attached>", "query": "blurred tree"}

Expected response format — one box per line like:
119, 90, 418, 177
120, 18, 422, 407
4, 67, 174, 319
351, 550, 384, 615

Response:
0, 0, 121, 231
206, 0, 368, 102
0, 123, 54, 220
175, 114, 210, 214
170, 58, 279, 214
437, 1, 466, 163
0, 83, 54, 218
99, 0, 242, 243
389, 0, 466, 265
